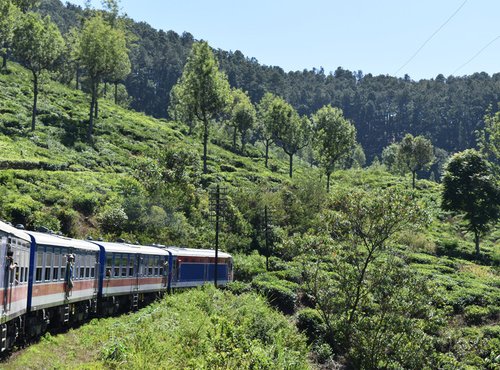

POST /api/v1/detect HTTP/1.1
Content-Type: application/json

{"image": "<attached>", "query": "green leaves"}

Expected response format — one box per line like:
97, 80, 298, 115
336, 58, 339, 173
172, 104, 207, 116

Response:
442, 149, 500, 254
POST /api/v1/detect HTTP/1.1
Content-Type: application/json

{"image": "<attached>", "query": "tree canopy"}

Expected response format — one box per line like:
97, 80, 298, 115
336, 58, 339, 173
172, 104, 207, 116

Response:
441, 149, 500, 256
13, 12, 64, 130
312, 105, 356, 191
170, 41, 231, 174
228, 88, 256, 152
397, 134, 434, 189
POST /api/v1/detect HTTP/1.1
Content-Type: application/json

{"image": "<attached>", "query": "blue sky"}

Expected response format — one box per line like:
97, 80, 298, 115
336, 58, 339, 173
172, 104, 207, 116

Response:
68, 0, 499, 80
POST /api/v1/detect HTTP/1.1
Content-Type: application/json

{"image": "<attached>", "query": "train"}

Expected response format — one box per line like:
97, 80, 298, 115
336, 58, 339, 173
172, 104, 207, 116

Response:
0, 220, 233, 353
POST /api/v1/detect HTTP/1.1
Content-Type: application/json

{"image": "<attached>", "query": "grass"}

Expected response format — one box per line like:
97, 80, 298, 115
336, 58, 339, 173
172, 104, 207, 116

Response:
3, 287, 310, 370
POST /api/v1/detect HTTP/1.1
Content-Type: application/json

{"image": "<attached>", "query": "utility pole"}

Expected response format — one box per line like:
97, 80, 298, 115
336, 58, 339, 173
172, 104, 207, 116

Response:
209, 184, 227, 287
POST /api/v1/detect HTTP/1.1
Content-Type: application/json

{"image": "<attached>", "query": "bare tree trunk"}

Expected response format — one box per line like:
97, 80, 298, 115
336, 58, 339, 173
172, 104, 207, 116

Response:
203, 119, 208, 174
31, 72, 38, 131
94, 97, 98, 119
412, 170, 416, 189
289, 153, 293, 178
233, 127, 237, 150
2, 54, 6, 70
265, 141, 269, 168
326, 171, 331, 193
87, 82, 96, 142
474, 231, 480, 257
114, 82, 118, 105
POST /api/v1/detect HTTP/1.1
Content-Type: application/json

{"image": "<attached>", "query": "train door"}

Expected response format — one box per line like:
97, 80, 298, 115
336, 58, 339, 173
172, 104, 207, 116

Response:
1, 237, 14, 313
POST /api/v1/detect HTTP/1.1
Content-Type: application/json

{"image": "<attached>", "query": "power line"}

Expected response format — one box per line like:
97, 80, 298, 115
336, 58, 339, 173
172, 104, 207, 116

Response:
452, 35, 500, 75
394, 0, 468, 75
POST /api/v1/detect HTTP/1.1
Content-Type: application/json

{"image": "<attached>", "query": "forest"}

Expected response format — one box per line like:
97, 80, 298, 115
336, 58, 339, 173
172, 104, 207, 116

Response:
0, 0, 499, 369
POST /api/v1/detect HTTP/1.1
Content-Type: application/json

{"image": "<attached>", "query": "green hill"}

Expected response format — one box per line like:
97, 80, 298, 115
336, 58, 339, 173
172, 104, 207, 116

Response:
1, 63, 499, 369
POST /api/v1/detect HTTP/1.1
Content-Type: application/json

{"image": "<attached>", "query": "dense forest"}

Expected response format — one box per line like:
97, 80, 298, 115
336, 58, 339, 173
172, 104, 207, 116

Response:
36, 0, 500, 160
0, 0, 499, 369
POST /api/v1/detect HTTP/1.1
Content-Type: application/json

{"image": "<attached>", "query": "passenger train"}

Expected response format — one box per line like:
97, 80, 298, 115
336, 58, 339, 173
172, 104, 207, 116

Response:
0, 220, 233, 353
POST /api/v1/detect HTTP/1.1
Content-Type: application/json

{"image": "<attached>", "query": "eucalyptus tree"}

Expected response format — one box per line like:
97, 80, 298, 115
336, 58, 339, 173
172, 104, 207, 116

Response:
13, 13, 64, 130
271, 96, 310, 178
77, 14, 130, 140
11, 0, 37, 13
228, 88, 256, 152
256, 92, 278, 168
170, 41, 231, 173
442, 149, 500, 256
312, 105, 356, 192
398, 134, 434, 189
0, 0, 20, 70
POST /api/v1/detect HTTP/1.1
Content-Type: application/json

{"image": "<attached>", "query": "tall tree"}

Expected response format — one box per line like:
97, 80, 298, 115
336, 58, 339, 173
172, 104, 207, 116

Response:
479, 108, 500, 167
170, 41, 231, 173
13, 13, 64, 131
256, 92, 278, 168
77, 14, 130, 140
442, 149, 500, 256
312, 105, 356, 191
398, 134, 434, 189
228, 88, 256, 152
0, 0, 20, 70
271, 97, 310, 178
11, 0, 37, 13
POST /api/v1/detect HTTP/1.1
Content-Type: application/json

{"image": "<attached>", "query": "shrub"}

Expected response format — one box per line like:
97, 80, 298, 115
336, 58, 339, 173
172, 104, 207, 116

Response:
251, 274, 298, 314
72, 192, 99, 216
233, 252, 266, 282
98, 205, 128, 234
464, 305, 490, 325
296, 308, 326, 344
29, 210, 61, 232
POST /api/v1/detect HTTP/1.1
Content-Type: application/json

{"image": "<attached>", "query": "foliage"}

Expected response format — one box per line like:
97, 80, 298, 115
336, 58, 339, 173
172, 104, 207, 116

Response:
5, 286, 310, 369
312, 105, 356, 191
479, 107, 500, 167
77, 13, 130, 140
0, 0, 20, 69
442, 149, 500, 255
397, 133, 435, 188
227, 88, 256, 151
12, 11, 64, 130
170, 41, 231, 173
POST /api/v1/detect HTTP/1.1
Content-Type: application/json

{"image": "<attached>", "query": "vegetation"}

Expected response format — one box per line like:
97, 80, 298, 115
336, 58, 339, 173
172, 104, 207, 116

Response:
442, 149, 500, 256
4, 286, 310, 369
0, 1, 499, 368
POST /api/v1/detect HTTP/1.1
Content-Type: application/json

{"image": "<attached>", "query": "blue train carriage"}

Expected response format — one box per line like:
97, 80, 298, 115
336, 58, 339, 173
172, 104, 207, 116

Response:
0, 221, 31, 352
92, 241, 169, 314
25, 231, 100, 335
167, 247, 233, 288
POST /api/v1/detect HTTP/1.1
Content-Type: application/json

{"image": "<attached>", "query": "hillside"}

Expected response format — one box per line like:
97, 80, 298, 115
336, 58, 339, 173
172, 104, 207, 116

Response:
0, 62, 303, 247
37, 0, 500, 160
0, 61, 499, 369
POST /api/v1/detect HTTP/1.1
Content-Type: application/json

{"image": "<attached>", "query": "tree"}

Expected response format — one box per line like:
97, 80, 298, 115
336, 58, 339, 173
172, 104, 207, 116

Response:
77, 14, 130, 140
13, 13, 64, 131
228, 88, 256, 152
11, 0, 37, 13
300, 188, 437, 368
0, 0, 20, 70
170, 41, 231, 173
351, 143, 366, 168
312, 105, 356, 191
442, 149, 500, 256
398, 134, 434, 189
479, 108, 500, 167
271, 97, 310, 178
256, 92, 278, 168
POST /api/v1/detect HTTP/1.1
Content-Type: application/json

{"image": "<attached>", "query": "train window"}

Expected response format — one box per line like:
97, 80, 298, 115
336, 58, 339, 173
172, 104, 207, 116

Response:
141, 256, 147, 276
148, 256, 154, 276
24, 267, 28, 283
20, 267, 24, 283
114, 254, 120, 277
154, 256, 159, 276
159, 257, 164, 276
128, 256, 134, 277
121, 255, 128, 277
90, 267, 95, 278
45, 251, 52, 282
52, 248, 59, 281
35, 251, 43, 282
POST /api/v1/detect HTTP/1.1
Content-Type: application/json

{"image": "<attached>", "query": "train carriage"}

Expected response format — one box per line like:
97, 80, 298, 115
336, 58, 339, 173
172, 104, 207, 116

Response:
168, 247, 233, 288
25, 231, 100, 329
0, 221, 31, 351
92, 241, 169, 313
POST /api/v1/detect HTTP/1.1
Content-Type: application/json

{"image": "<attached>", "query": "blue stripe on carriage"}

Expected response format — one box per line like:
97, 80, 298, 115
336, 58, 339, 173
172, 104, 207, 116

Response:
178, 263, 227, 282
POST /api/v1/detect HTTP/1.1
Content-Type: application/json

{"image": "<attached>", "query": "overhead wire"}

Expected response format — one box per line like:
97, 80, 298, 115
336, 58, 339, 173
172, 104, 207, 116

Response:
394, 0, 468, 75
452, 35, 500, 75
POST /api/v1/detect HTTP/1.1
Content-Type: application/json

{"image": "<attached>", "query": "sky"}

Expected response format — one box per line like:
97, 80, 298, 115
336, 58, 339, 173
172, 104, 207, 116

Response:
68, 0, 500, 80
